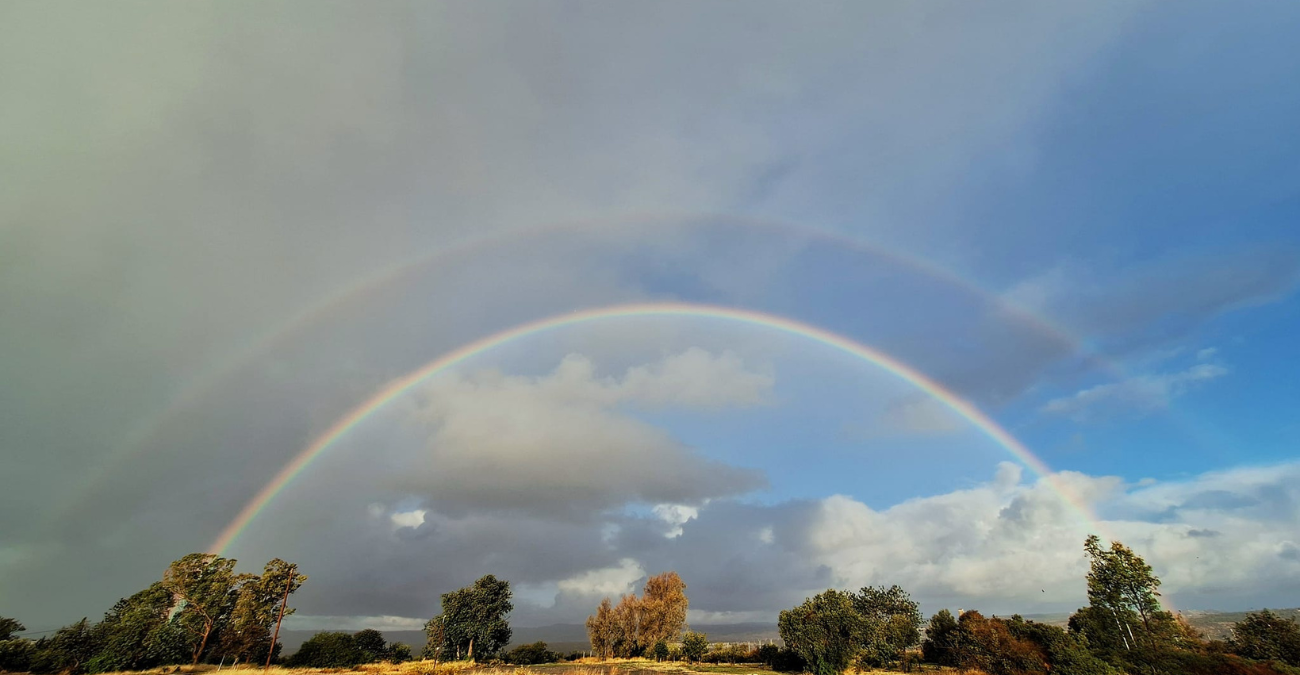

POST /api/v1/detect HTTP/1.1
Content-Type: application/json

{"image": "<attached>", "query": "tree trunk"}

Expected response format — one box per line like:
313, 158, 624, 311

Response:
194, 621, 213, 665
467, 638, 474, 661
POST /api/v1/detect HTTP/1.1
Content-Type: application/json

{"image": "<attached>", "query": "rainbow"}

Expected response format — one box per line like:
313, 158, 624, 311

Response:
210, 300, 1102, 554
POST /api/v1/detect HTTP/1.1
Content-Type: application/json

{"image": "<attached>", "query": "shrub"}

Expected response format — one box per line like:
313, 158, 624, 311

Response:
502, 641, 558, 665
770, 647, 808, 672
953, 611, 1048, 675
650, 640, 669, 661
353, 628, 387, 663
287, 632, 364, 667
0, 639, 35, 673
755, 643, 780, 665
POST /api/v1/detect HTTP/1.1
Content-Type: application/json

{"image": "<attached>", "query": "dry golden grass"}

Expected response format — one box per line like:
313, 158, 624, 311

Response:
75, 660, 942, 675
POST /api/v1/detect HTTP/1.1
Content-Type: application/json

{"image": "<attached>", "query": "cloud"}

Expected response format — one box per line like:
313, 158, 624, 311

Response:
1041, 363, 1228, 421
882, 396, 965, 435
401, 350, 770, 518
556, 559, 646, 598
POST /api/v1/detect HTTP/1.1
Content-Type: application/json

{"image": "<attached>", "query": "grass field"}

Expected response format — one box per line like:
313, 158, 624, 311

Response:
80, 659, 926, 675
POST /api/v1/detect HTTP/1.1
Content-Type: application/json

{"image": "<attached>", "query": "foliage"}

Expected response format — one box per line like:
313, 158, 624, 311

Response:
585, 571, 688, 659
286, 631, 364, 667
778, 589, 866, 675
218, 559, 306, 665
951, 610, 1048, 675
681, 631, 709, 663
387, 642, 413, 663
354, 628, 388, 663
770, 647, 808, 672
921, 608, 959, 666
852, 585, 922, 669
0, 637, 35, 673
1231, 610, 1300, 666
585, 597, 616, 660
651, 640, 669, 661
427, 574, 513, 661
0, 619, 23, 642
753, 643, 779, 665
502, 641, 558, 664
639, 572, 689, 648
84, 582, 177, 672
1005, 615, 1117, 675
162, 553, 241, 664
1083, 535, 1166, 649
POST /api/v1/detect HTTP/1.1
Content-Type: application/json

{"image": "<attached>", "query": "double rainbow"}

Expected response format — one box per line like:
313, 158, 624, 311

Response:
210, 300, 1100, 554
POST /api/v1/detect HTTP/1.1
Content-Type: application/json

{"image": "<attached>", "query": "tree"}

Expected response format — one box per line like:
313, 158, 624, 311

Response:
387, 642, 413, 662
922, 609, 959, 666
353, 628, 387, 663
682, 631, 709, 663
162, 553, 241, 664
778, 590, 867, 675
952, 611, 1047, 675
639, 572, 689, 647
1229, 610, 1300, 666
611, 593, 645, 657
1083, 535, 1166, 647
85, 582, 177, 672
287, 632, 363, 667
853, 584, 922, 669
651, 640, 669, 661
429, 574, 513, 660
0, 618, 23, 642
218, 558, 306, 665
586, 597, 616, 660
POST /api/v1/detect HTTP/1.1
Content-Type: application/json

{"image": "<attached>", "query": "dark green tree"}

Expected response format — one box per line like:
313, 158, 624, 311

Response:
853, 585, 922, 669
1229, 610, 1300, 666
1083, 535, 1167, 648
353, 628, 387, 663
681, 631, 709, 663
286, 632, 363, 667
922, 609, 959, 666
0, 618, 23, 641
778, 590, 867, 675
651, 639, 669, 662
386, 642, 413, 662
428, 574, 513, 660
162, 553, 241, 664
218, 558, 306, 665
84, 582, 177, 672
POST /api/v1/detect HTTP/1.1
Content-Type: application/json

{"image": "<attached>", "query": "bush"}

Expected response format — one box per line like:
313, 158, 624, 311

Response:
755, 643, 780, 665
922, 609, 959, 666
770, 647, 808, 672
953, 611, 1048, 675
502, 641, 558, 665
287, 632, 364, 667
1120, 643, 1300, 675
353, 628, 387, 663
650, 640, 669, 661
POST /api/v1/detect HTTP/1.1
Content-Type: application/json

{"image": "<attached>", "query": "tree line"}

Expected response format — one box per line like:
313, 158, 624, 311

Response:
5, 538, 1300, 674
0, 553, 305, 673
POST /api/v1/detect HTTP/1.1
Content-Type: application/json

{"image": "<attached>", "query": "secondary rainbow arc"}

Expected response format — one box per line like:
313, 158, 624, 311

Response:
210, 301, 1103, 555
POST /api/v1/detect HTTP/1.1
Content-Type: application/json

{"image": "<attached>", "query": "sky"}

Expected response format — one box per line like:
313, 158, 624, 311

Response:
2, 0, 1300, 635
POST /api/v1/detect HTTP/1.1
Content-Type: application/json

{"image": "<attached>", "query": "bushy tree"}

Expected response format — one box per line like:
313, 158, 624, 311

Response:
681, 631, 709, 663
427, 574, 513, 660
922, 609, 959, 666
853, 585, 922, 669
287, 632, 364, 667
503, 641, 558, 664
386, 642, 413, 663
0, 619, 22, 642
639, 572, 689, 647
1006, 615, 1116, 675
651, 640, 669, 661
353, 628, 387, 663
0, 637, 35, 673
218, 559, 306, 665
1082, 535, 1173, 649
162, 553, 241, 664
778, 590, 866, 675
1230, 610, 1300, 666
84, 582, 177, 672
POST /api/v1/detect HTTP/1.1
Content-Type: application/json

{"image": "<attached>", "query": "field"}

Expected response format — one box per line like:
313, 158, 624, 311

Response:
79, 659, 923, 675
